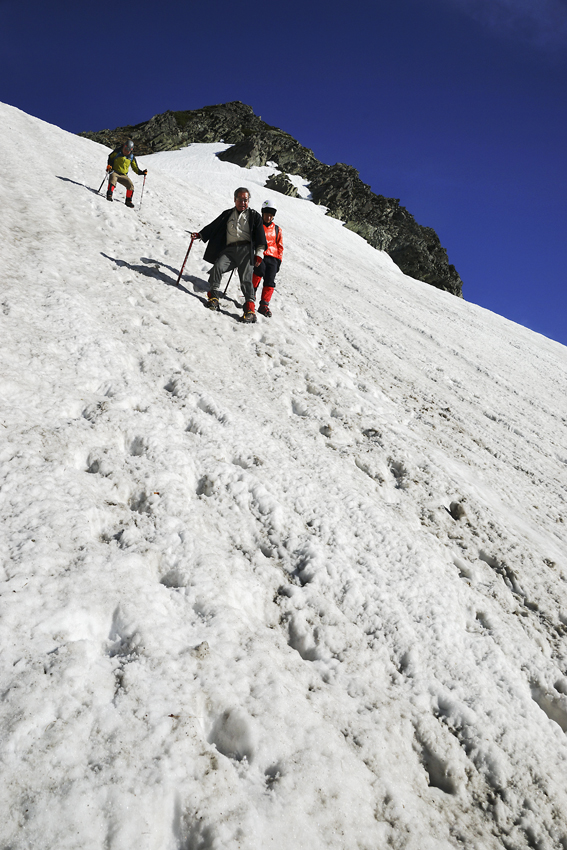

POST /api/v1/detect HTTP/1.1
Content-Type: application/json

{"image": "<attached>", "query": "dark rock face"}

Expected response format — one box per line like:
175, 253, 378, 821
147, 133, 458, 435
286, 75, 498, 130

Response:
80, 102, 463, 296
79, 102, 269, 156
265, 173, 299, 198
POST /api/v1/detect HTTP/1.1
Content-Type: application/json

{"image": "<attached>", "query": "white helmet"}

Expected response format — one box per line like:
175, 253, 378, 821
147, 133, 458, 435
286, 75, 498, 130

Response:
262, 199, 277, 213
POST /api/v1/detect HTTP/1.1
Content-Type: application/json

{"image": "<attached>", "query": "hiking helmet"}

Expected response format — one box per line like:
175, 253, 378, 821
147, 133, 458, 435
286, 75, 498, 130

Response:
262, 199, 277, 214
124, 139, 134, 151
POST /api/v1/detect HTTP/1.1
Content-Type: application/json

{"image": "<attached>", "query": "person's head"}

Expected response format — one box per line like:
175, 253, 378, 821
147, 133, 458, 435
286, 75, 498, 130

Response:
262, 199, 277, 224
234, 187, 250, 211
122, 139, 134, 154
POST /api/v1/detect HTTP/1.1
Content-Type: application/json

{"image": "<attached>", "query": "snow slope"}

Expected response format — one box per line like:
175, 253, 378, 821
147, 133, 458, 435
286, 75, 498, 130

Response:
1, 101, 567, 850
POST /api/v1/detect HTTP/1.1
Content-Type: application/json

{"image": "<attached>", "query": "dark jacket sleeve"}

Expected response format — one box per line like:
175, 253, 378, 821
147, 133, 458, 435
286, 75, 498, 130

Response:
201, 209, 232, 264
200, 210, 229, 243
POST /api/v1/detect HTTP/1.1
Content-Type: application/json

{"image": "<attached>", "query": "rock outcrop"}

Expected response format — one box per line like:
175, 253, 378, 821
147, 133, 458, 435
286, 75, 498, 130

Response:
264, 173, 299, 198
80, 102, 463, 296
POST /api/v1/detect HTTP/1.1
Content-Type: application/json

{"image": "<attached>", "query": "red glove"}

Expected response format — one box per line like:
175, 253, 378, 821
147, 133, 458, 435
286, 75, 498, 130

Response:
106, 165, 112, 172
254, 255, 263, 267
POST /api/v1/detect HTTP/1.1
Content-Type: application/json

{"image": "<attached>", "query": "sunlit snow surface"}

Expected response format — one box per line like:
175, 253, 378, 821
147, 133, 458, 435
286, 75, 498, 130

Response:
1, 102, 567, 850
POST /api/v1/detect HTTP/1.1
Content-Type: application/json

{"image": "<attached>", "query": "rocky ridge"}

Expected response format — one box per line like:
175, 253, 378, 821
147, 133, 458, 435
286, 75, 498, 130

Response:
80, 102, 463, 296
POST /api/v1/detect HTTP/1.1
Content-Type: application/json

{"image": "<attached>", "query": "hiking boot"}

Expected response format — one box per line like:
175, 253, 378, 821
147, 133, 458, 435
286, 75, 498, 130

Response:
106, 190, 113, 201
240, 300, 257, 323
206, 296, 220, 311
258, 301, 272, 318
125, 198, 135, 208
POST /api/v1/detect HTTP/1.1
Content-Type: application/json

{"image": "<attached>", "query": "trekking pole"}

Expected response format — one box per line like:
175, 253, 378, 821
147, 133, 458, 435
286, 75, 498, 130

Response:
176, 235, 196, 287
98, 170, 111, 194
223, 269, 235, 295
139, 173, 147, 209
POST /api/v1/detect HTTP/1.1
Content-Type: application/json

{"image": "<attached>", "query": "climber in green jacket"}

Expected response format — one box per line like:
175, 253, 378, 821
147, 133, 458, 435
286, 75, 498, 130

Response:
106, 139, 147, 208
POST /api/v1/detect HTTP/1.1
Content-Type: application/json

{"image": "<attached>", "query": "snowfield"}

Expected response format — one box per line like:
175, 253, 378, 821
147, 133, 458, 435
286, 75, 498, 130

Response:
1, 101, 567, 850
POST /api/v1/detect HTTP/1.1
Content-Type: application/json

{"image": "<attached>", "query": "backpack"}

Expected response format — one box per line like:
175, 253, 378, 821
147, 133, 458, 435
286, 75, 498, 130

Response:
112, 147, 133, 163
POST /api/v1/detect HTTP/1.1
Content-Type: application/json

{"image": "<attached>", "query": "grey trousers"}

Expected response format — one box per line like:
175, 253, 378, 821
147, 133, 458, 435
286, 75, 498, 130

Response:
208, 244, 255, 303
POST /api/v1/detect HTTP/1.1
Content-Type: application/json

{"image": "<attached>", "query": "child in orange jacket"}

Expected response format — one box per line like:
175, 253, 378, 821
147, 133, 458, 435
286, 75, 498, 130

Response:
253, 200, 284, 317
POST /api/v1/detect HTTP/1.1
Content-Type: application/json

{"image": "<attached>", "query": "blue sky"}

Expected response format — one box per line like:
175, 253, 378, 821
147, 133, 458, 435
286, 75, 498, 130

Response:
2, 0, 566, 346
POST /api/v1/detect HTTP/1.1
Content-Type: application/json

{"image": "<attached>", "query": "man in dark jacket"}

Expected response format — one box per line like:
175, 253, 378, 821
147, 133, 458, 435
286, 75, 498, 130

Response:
192, 187, 267, 323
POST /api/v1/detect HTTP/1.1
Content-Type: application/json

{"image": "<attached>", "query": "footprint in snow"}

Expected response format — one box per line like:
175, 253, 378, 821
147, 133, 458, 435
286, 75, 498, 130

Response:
208, 709, 256, 764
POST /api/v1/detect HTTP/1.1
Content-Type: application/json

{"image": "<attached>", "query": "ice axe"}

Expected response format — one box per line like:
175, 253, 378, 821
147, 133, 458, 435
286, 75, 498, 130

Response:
176, 235, 196, 287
